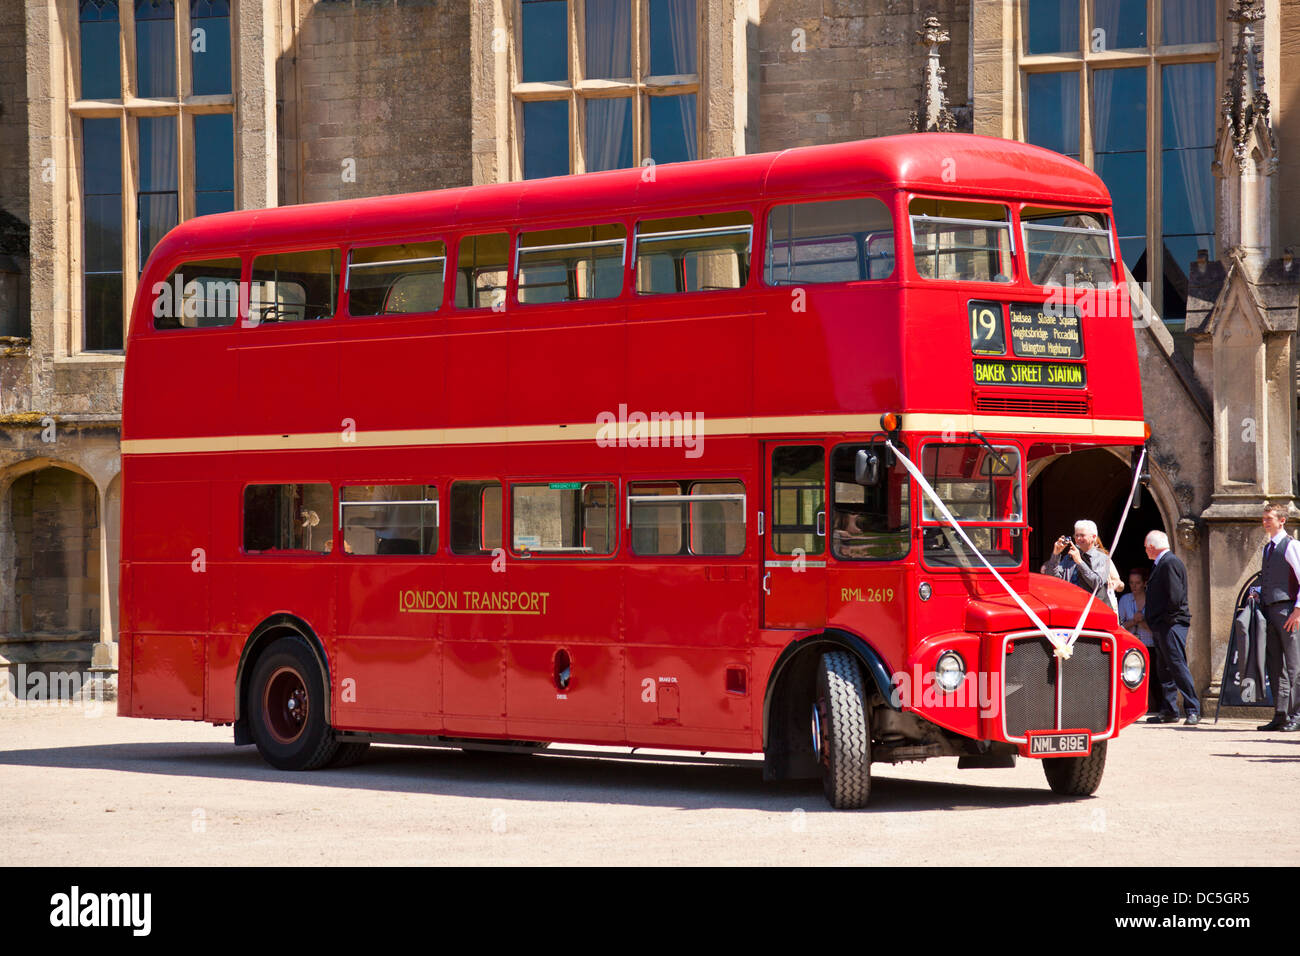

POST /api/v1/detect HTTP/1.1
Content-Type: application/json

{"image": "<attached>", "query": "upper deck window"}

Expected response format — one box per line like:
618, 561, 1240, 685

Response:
516, 224, 626, 304
764, 197, 895, 285
152, 256, 241, 330
910, 199, 1013, 284
347, 241, 447, 316
454, 233, 510, 310
1021, 207, 1114, 288
249, 249, 340, 324
635, 212, 751, 294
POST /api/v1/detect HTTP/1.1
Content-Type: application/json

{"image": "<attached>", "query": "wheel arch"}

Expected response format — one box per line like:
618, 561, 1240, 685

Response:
233, 613, 332, 740
760, 629, 897, 781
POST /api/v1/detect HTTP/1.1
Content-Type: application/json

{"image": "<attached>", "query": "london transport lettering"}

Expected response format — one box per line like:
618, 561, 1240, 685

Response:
398, 589, 551, 615
973, 359, 1087, 387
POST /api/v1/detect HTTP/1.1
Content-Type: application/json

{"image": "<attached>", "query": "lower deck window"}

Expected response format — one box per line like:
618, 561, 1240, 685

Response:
628, 480, 745, 556
243, 483, 334, 554
341, 484, 438, 555
512, 481, 614, 555
450, 481, 502, 555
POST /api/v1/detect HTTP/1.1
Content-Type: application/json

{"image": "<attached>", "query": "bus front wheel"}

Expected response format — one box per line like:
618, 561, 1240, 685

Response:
812, 650, 871, 809
249, 636, 341, 771
1042, 740, 1107, 796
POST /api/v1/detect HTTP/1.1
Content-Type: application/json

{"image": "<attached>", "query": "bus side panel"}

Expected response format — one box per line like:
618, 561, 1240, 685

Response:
504, 562, 625, 742
440, 560, 508, 736
130, 634, 205, 719
624, 563, 754, 749
333, 560, 442, 733
126, 479, 211, 719
204, 632, 241, 722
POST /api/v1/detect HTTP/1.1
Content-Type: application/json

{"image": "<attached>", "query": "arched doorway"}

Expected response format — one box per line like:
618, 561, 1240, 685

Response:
5, 465, 101, 690
1029, 448, 1168, 712
1028, 448, 1166, 579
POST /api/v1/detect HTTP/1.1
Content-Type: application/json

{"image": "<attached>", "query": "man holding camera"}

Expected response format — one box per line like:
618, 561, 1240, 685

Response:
1040, 519, 1109, 599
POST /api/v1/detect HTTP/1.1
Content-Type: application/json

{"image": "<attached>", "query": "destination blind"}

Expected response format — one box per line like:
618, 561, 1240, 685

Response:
973, 359, 1087, 388
1009, 304, 1083, 359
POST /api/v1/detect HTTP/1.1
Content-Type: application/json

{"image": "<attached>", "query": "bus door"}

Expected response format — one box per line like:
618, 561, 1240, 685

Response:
762, 443, 828, 629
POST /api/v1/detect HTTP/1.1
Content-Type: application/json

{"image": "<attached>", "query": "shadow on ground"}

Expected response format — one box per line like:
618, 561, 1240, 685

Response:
0, 739, 1077, 812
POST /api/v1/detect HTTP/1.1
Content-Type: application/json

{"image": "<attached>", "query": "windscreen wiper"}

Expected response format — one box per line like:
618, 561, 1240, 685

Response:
971, 430, 1014, 476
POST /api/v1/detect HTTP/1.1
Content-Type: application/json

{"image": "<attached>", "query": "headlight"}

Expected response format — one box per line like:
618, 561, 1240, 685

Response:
935, 651, 965, 693
1122, 648, 1146, 689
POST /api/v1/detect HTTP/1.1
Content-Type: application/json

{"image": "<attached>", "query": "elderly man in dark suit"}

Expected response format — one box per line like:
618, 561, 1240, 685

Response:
1143, 529, 1200, 725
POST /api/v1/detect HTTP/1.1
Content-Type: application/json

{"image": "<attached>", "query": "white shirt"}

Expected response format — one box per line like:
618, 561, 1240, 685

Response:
1265, 530, 1300, 581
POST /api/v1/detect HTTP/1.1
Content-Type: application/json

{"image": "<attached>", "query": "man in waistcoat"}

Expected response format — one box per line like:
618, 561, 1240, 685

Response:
1251, 503, 1300, 732
1143, 530, 1200, 725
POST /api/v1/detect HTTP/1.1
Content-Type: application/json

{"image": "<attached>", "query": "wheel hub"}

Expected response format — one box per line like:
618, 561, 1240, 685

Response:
264, 666, 309, 745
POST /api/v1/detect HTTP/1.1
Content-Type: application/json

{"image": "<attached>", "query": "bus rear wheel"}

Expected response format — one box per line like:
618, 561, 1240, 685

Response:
812, 650, 871, 809
1042, 740, 1107, 796
249, 636, 340, 771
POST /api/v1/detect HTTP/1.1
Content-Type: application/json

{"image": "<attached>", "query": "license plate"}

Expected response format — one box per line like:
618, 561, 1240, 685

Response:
1026, 730, 1091, 757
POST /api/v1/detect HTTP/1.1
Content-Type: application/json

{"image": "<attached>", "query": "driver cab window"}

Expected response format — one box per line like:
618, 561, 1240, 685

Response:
920, 442, 1023, 568
830, 444, 910, 560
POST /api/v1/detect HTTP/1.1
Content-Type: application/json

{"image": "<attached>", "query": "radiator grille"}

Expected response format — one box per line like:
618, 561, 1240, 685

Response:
975, 395, 1090, 416
1003, 635, 1112, 737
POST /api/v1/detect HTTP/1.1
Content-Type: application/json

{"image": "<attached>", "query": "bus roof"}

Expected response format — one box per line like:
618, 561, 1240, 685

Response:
149, 133, 1109, 264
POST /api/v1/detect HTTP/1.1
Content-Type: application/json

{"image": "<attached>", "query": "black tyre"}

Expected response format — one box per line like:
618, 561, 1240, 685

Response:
1042, 740, 1107, 796
249, 636, 339, 770
327, 741, 371, 768
813, 651, 871, 809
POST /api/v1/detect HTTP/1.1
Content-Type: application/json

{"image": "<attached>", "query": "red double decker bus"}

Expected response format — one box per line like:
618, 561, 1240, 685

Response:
120, 133, 1149, 808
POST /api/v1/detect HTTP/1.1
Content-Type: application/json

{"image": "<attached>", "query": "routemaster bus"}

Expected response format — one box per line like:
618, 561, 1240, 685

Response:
119, 132, 1150, 808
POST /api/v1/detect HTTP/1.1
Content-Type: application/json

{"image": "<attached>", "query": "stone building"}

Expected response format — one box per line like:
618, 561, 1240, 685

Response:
1, 0, 1297, 705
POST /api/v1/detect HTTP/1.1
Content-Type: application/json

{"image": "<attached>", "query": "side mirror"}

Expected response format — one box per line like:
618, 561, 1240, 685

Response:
855, 449, 881, 486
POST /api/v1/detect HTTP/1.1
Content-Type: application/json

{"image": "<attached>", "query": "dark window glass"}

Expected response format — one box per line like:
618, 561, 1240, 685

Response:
523, 100, 570, 179
152, 257, 241, 329
194, 113, 234, 216
831, 444, 910, 561
243, 483, 334, 554
190, 0, 231, 95
135, 0, 176, 98
765, 196, 895, 285
1092, 0, 1145, 50
648, 0, 696, 75
648, 93, 696, 165
1025, 71, 1080, 160
137, 115, 178, 269
1026, 0, 1079, 54
1162, 0, 1215, 45
1092, 67, 1146, 277
772, 446, 824, 556
347, 241, 446, 316
450, 481, 502, 555
83, 117, 123, 351
521, 0, 567, 82
249, 249, 340, 323
511, 482, 615, 556
586, 97, 634, 172
1161, 62, 1215, 320
79, 0, 121, 100
341, 485, 438, 556
585, 0, 631, 78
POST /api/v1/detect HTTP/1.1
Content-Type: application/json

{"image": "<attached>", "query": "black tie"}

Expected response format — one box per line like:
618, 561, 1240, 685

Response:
1266, 541, 1275, 562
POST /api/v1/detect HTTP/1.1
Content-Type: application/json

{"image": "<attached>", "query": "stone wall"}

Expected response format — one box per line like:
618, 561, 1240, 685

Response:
1278, 0, 1300, 253
281, 0, 473, 204
756, 0, 970, 149
0, 0, 30, 338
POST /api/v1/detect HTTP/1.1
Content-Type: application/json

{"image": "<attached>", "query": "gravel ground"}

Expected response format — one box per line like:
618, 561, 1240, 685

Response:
1, 702, 1295, 866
